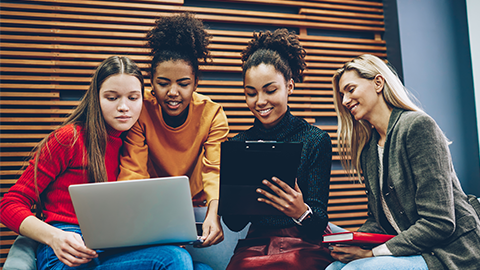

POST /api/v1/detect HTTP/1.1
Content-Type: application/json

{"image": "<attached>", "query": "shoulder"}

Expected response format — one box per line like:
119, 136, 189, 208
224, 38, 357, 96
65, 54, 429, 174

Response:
192, 92, 222, 110
395, 110, 441, 136
50, 124, 84, 145
191, 93, 227, 124
295, 118, 331, 146
230, 130, 249, 141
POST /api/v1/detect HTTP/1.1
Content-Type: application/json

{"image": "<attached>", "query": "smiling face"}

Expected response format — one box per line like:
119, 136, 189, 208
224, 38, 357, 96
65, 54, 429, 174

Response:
244, 63, 294, 129
151, 60, 196, 118
338, 70, 384, 122
99, 74, 143, 131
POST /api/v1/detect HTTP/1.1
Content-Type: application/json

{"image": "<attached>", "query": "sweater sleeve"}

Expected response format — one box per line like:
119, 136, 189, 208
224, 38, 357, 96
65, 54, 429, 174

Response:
297, 129, 332, 237
118, 114, 150, 181
0, 126, 76, 233
201, 106, 229, 204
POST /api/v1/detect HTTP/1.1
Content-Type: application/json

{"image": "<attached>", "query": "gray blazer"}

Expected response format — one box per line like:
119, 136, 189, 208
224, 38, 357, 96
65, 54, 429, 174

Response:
359, 108, 480, 269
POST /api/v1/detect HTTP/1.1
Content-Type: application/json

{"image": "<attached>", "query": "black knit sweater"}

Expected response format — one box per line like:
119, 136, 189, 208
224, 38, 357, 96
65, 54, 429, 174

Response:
222, 109, 332, 237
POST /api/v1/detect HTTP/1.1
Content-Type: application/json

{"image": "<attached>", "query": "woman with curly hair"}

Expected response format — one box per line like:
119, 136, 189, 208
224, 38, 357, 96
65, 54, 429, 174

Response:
222, 28, 334, 270
118, 13, 228, 249
326, 54, 480, 269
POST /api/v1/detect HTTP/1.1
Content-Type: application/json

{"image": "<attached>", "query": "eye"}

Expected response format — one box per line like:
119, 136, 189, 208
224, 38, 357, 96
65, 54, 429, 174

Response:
129, 96, 140, 101
266, 89, 277, 94
106, 96, 117, 101
157, 82, 168, 87
245, 92, 256, 97
179, 82, 190, 87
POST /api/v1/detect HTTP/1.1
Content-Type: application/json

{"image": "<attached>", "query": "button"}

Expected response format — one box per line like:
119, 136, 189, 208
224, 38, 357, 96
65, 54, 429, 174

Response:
365, 190, 369, 194
389, 185, 394, 190
400, 211, 404, 215
430, 252, 435, 256
385, 192, 390, 196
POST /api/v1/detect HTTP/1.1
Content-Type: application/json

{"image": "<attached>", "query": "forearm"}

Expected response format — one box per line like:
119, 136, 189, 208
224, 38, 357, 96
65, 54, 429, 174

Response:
19, 216, 63, 246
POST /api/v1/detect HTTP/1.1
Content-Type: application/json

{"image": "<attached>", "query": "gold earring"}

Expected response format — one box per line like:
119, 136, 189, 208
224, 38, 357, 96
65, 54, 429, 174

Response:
151, 90, 156, 96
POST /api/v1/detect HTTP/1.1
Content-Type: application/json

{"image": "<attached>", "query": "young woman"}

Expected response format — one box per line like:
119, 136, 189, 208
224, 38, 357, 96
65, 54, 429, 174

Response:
0, 56, 210, 270
221, 29, 334, 270
118, 13, 228, 247
327, 54, 480, 270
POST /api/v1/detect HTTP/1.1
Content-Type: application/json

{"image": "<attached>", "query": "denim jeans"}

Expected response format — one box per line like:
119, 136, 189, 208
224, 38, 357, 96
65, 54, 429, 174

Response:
325, 255, 428, 270
36, 223, 211, 270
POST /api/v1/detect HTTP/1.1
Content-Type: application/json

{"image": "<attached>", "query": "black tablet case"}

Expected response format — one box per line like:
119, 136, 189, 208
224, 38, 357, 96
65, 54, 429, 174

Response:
218, 141, 303, 216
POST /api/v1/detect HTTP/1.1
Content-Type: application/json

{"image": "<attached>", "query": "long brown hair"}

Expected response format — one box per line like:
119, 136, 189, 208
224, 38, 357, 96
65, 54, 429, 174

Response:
32, 56, 144, 217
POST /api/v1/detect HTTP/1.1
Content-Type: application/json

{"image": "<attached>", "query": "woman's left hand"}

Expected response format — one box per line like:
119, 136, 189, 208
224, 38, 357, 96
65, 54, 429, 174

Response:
257, 177, 307, 219
329, 245, 374, 263
200, 199, 224, 247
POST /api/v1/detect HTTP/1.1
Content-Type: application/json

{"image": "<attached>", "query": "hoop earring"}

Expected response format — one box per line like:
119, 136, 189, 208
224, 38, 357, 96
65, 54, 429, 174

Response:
151, 90, 156, 96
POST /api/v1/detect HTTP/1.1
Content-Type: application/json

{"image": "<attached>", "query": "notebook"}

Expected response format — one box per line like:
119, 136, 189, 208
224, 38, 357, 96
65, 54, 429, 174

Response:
218, 140, 303, 216
69, 176, 202, 250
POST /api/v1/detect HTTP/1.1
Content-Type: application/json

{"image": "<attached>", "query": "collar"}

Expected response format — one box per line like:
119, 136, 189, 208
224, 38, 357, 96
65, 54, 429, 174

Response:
251, 107, 301, 141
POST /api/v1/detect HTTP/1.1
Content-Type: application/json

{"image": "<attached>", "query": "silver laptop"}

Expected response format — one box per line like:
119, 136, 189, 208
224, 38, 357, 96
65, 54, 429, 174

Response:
69, 176, 201, 250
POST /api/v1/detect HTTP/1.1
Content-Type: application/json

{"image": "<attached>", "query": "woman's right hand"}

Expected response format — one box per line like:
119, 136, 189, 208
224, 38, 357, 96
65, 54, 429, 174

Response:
50, 230, 98, 267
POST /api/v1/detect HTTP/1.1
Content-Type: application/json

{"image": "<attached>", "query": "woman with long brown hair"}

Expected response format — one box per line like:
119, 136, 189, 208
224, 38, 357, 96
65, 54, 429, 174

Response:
0, 56, 211, 270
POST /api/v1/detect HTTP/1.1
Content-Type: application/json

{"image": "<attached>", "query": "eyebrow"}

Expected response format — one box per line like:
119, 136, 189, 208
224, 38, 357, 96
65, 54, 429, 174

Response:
102, 90, 141, 94
341, 82, 353, 93
244, 81, 276, 90
156, 76, 191, 82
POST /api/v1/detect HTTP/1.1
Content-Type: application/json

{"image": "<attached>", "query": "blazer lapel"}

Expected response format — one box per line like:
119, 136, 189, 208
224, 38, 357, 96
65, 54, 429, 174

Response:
362, 131, 382, 221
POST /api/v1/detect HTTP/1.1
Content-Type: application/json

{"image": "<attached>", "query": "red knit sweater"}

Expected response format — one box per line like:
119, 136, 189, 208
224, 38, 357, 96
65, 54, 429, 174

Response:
0, 124, 123, 234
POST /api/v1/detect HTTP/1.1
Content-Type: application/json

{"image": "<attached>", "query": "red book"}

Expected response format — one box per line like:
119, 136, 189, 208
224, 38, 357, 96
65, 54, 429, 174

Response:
323, 232, 395, 248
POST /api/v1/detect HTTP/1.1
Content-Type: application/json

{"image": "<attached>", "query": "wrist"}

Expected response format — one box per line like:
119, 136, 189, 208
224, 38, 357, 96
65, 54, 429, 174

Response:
292, 203, 312, 226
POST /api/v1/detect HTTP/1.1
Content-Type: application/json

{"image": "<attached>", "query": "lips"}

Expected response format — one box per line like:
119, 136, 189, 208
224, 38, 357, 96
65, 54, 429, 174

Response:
166, 100, 182, 110
257, 107, 273, 117
349, 104, 358, 114
115, 115, 131, 122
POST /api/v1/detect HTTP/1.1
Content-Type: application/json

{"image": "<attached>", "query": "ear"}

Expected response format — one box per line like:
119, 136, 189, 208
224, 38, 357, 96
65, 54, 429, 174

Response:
287, 78, 294, 95
374, 74, 385, 93
194, 77, 199, 91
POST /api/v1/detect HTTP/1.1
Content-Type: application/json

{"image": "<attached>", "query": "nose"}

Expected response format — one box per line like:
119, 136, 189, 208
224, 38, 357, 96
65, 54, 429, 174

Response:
342, 93, 350, 107
257, 92, 268, 107
167, 85, 179, 96
118, 97, 129, 112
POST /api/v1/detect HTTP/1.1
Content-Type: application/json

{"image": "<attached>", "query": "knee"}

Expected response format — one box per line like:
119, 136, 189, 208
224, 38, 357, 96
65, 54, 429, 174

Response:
161, 246, 193, 267
143, 245, 194, 269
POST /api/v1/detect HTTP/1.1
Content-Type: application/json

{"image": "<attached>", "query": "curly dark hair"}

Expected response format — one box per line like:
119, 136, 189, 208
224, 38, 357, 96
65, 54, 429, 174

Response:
146, 13, 210, 79
241, 29, 306, 83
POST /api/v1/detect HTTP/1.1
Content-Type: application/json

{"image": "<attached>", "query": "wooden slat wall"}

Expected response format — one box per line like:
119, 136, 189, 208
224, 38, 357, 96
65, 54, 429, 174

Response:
0, 0, 386, 266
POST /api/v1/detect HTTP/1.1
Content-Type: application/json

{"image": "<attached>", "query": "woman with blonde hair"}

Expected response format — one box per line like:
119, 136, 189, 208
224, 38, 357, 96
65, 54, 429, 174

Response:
327, 54, 480, 269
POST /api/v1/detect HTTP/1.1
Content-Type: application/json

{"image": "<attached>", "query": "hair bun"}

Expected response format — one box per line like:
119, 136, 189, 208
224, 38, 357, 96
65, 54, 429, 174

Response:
242, 29, 306, 82
147, 13, 210, 61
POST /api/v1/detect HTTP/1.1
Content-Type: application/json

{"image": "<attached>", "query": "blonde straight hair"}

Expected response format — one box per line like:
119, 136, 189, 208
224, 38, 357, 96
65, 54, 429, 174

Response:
332, 54, 422, 181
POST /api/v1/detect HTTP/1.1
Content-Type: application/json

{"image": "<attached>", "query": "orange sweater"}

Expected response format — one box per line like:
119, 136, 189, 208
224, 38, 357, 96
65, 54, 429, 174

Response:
118, 91, 229, 204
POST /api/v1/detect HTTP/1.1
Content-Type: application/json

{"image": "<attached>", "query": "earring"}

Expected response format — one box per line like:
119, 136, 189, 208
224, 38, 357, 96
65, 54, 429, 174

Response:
151, 90, 156, 96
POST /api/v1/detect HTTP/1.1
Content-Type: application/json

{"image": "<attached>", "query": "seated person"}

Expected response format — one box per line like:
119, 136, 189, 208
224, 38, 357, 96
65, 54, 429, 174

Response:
327, 54, 480, 270
222, 29, 334, 270
118, 13, 228, 248
0, 56, 210, 270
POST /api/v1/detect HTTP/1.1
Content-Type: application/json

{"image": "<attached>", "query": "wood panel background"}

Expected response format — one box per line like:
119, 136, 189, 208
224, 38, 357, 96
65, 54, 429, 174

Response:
0, 0, 386, 266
